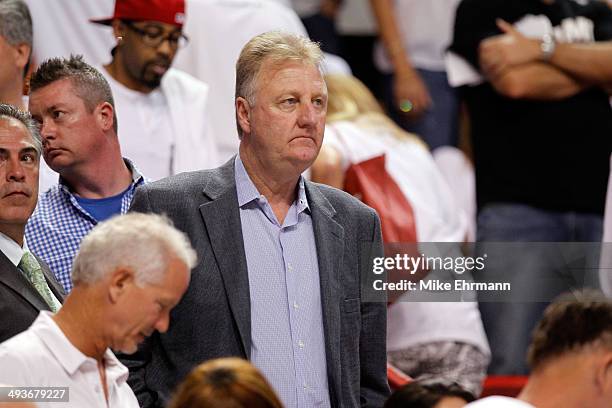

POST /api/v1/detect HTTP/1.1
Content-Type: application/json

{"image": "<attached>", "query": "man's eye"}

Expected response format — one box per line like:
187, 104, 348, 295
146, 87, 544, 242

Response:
313, 98, 324, 107
52, 111, 64, 119
144, 31, 163, 40
22, 154, 36, 163
281, 98, 297, 106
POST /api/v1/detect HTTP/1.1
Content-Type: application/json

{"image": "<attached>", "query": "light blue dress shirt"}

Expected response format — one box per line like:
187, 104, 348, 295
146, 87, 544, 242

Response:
235, 156, 331, 408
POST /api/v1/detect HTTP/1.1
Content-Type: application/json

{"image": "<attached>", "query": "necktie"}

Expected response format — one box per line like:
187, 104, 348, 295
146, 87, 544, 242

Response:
19, 251, 61, 312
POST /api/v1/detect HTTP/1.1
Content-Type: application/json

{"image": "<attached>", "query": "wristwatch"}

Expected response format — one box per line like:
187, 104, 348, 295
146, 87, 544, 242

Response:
540, 33, 556, 61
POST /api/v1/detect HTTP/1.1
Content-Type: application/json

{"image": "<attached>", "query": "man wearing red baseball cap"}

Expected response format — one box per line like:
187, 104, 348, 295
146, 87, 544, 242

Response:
91, 0, 220, 181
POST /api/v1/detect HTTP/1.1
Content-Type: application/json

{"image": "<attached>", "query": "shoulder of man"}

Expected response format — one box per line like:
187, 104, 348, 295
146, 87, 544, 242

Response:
137, 168, 214, 194
132, 162, 235, 206
0, 327, 43, 370
27, 186, 65, 225
307, 181, 379, 220
161, 68, 210, 97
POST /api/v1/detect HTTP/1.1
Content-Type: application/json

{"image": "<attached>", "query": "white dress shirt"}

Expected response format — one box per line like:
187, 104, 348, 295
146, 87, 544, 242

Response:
0, 312, 139, 408
0, 231, 27, 267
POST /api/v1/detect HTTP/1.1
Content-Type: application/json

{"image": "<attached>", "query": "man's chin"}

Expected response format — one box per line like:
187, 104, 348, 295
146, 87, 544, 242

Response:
116, 341, 139, 355
141, 75, 163, 90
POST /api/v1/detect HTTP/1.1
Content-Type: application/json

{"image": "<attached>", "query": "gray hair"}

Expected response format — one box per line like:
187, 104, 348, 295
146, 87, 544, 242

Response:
0, 103, 42, 155
72, 213, 197, 286
0, 0, 32, 76
235, 31, 324, 138
30, 55, 119, 133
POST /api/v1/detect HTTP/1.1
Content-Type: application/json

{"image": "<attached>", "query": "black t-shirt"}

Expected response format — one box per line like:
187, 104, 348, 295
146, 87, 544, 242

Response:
449, 0, 612, 214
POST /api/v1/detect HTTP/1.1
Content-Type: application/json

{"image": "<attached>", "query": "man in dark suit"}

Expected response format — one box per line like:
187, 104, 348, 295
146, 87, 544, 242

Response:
0, 103, 64, 343
127, 32, 389, 408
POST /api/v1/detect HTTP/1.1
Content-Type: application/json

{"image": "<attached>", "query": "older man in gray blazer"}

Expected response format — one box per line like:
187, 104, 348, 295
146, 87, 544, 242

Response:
126, 32, 389, 408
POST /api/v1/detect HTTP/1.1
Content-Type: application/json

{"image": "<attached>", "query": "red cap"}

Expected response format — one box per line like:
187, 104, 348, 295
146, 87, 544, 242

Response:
90, 0, 185, 26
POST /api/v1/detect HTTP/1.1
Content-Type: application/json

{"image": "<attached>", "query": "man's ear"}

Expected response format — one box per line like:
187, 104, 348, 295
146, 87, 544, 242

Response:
13, 43, 31, 72
96, 102, 115, 133
111, 20, 126, 44
595, 351, 612, 396
236, 97, 251, 137
108, 267, 135, 303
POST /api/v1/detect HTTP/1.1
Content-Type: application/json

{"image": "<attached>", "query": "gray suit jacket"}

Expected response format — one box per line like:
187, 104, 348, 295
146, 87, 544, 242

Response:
0, 250, 65, 343
125, 159, 389, 408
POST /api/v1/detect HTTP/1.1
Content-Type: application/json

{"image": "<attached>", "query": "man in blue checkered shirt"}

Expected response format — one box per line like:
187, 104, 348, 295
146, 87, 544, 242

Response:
25, 56, 146, 293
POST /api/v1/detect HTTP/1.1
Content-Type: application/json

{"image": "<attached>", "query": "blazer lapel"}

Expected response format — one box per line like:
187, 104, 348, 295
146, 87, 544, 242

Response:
39, 256, 66, 302
306, 182, 345, 407
198, 160, 252, 357
0, 250, 51, 312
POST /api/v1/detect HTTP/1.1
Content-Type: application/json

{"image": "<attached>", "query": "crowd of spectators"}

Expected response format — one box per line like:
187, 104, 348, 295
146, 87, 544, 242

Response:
0, 0, 610, 407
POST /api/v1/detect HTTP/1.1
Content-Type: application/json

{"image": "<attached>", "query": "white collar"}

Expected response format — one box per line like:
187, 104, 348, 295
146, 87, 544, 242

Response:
0, 231, 28, 267
33, 311, 128, 381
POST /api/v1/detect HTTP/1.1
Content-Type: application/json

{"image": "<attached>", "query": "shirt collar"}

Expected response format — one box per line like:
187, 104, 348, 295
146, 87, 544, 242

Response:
234, 155, 266, 207
58, 158, 146, 193
33, 311, 129, 383
0, 231, 28, 266
234, 155, 310, 213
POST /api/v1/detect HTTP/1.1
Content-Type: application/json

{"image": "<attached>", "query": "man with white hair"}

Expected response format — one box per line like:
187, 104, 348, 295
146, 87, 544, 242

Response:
0, 213, 196, 408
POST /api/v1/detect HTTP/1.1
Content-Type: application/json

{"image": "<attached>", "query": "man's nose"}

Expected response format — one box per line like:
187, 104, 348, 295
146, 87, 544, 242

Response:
154, 311, 170, 334
156, 38, 174, 59
6, 156, 25, 182
297, 102, 317, 127
40, 118, 56, 141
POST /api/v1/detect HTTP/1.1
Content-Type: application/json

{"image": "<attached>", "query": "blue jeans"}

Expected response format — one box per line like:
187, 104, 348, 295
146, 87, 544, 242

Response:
476, 203, 603, 374
383, 69, 459, 151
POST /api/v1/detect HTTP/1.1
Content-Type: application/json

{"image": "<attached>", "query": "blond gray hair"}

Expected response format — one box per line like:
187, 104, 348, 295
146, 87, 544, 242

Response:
72, 213, 197, 286
235, 31, 323, 138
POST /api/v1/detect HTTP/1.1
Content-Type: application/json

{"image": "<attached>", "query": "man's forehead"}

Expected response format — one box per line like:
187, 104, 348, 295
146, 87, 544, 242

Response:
29, 79, 78, 107
0, 117, 27, 131
0, 118, 35, 146
259, 60, 325, 85
129, 20, 182, 32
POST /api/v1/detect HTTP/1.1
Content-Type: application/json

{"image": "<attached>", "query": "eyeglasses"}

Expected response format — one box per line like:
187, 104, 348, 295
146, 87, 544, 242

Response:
123, 21, 189, 49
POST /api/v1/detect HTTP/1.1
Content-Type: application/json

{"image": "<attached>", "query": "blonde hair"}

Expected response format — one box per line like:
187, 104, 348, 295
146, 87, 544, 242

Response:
235, 31, 323, 138
169, 358, 284, 408
325, 74, 424, 145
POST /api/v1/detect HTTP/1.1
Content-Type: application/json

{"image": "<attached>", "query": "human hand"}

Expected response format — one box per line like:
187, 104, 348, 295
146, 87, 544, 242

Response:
479, 19, 541, 79
393, 67, 432, 119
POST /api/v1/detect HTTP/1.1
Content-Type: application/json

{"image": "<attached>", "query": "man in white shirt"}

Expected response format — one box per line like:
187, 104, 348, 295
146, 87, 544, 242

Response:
92, 0, 219, 180
467, 292, 612, 408
0, 104, 64, 344
0, 212, 196, 408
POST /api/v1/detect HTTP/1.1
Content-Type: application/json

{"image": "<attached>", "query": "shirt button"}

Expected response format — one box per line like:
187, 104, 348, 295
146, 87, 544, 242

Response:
287, 264, 293, 271
293, 302, 299, 309
303, 382, 309, 390
298, 340, 305, 348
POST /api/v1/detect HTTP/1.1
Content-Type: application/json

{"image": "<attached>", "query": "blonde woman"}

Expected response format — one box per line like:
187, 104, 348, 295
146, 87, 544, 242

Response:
312, 74, 490, 396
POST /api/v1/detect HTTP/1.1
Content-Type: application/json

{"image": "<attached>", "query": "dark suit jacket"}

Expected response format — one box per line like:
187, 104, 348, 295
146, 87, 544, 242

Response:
126, 159, 390, 408
0, 249, 65, 343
